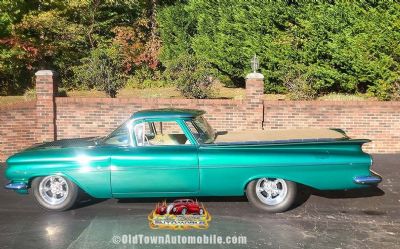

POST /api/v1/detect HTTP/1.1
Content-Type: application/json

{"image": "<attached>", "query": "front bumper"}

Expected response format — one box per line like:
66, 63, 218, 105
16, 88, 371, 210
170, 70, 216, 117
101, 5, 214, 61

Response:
353, 171, 382, 185
4, 182, 28, 190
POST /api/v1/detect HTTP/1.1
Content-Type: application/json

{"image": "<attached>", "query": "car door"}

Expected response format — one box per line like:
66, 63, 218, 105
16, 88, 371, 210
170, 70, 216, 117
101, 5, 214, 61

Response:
110, 119, 199, 196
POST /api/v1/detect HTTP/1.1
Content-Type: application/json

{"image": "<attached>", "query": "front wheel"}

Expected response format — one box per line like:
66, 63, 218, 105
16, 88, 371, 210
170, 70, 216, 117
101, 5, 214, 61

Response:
31, 175, 79, 211
246, 178, 297, 213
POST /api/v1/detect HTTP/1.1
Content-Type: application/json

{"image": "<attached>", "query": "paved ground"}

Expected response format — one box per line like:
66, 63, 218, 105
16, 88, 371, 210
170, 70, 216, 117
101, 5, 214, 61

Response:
0, 154, 399, 249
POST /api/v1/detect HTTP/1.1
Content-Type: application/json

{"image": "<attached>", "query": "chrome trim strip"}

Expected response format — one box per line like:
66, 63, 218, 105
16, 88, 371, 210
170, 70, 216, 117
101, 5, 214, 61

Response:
353, 174, 382, 185
4, 182, 28, 190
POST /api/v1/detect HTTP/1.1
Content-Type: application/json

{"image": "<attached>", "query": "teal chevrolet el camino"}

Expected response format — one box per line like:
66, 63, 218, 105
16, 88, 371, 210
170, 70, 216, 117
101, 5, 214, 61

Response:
4, 109, 382, 212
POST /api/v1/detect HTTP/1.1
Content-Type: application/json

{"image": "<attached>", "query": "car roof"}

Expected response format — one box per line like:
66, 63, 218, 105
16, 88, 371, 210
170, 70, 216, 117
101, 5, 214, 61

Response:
131, 108, 205, 120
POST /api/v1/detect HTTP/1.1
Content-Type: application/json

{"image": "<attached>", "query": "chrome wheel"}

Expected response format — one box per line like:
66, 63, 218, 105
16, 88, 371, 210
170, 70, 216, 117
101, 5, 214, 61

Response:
38, 176, 69, 205
255, 178, 288, 206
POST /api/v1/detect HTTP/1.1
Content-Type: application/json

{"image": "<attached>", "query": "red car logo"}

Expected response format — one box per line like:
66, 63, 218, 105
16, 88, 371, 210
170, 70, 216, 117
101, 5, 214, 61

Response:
155, 199, 204, 215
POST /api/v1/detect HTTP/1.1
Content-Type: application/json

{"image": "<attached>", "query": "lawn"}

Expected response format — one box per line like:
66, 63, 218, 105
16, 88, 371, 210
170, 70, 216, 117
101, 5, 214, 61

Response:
68, 84, 246, 100
0, 96, 35, 107
0, 85, 374, 107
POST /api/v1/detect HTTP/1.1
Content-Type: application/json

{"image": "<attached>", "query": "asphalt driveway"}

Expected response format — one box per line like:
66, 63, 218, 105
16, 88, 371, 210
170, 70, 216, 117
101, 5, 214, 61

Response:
0, 154, 399, 249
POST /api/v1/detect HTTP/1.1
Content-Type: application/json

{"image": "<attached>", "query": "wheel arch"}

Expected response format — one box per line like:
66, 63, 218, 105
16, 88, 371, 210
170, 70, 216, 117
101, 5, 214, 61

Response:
28, 173, 87, 195
242, 175, 303, 193
28, 170, 112, 198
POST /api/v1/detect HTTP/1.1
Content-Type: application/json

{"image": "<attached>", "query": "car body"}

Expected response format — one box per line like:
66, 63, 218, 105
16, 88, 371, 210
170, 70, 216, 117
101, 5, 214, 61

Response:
4, 108, 382, 212
155, 199, 203, 215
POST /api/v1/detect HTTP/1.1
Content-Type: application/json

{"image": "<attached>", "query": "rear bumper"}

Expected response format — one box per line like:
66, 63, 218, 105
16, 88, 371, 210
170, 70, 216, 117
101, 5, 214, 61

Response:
353, 171, 382, 185
4, 182, 28, 190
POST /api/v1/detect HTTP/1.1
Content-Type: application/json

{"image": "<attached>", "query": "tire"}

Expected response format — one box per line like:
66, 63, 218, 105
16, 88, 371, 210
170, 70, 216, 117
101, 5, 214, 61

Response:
246, 178, 297, 213
31, 175, 79, 211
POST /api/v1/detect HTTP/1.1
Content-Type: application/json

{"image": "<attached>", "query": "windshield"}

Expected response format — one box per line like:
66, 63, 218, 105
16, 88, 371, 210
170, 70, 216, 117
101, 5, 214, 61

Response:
100, 120, 130, 146
190, 116, 215, 144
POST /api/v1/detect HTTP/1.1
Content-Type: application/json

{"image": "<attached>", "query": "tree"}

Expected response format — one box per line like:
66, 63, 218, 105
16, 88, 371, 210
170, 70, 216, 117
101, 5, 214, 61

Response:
158, 0, 400, 99
72, 46, 126, 98
0, 0, 144, 94
165, 53, 215, 99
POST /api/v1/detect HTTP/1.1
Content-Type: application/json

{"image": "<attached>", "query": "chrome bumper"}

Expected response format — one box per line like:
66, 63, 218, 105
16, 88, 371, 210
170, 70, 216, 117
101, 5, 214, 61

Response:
4, 182, 28, 190
353, 172, 382, 185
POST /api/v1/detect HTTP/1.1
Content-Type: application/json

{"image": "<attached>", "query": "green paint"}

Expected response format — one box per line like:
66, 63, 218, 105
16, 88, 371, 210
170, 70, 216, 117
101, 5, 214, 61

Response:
4, 109, 375, 198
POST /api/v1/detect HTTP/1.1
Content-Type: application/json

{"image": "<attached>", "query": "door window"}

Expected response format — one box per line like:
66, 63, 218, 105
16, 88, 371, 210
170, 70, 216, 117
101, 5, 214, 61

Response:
134, 121, 191, 146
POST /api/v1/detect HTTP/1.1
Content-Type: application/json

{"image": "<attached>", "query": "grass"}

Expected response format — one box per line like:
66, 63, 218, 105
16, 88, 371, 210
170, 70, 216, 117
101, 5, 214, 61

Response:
317, 93, 372, 101
0, 95, 35, 107
68, 87, 181, 98
68, 83, 246, 100
0, 86, 378, 108
264, 94, 287, 100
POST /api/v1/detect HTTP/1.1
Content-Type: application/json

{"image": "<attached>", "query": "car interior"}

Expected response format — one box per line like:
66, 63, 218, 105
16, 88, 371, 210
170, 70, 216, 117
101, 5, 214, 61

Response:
136, 121, 191, 146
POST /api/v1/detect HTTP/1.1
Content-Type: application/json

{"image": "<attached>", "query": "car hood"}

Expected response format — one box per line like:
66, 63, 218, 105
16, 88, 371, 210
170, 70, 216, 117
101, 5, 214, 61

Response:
25, 137, 100, 151
5, 137, 105, 166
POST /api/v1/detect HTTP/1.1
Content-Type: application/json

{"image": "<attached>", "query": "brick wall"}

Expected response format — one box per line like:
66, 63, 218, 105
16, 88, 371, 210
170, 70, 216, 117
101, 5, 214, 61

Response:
55, 98, 247, 140
263, 101, 400, 153
0, 101, 37, 161
1, 69, 400, 161
35, 70, 57, 142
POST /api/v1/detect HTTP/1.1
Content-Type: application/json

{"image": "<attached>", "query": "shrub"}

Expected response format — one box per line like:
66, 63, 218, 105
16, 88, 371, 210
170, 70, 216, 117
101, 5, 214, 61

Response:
23, 88, 36, 100
392, 81, 400, 101
367, 79, 400, 101
72, 46, 125, 98
57, 87, 68, 97
165, 54, 215, 99
283, 66, 317, 100
134, 66, 155, 84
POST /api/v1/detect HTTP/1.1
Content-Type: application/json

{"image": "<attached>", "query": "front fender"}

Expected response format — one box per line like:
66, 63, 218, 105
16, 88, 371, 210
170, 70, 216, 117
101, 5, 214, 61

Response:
5, 155, 112, 198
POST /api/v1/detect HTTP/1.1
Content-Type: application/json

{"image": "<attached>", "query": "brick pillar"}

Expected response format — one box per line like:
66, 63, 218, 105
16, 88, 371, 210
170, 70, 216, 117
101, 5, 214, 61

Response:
35, 70, 57, 142
245, 72, 264, 130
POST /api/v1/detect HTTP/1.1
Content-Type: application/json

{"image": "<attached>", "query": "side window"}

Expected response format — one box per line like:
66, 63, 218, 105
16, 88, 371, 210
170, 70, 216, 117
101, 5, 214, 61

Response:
134, 121, 191, 146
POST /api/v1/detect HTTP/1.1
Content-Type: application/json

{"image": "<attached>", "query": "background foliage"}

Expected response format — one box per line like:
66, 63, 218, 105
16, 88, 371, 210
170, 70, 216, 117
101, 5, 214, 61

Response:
1, 0, 399, 99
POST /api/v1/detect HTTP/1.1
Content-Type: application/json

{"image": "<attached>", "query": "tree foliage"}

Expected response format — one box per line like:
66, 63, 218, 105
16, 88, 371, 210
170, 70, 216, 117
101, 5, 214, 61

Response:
1, 0, 400, 100
0, 0, 161, 95
165, 53, 215, 99
72, 45, 125, 97
159, 0, 400, 99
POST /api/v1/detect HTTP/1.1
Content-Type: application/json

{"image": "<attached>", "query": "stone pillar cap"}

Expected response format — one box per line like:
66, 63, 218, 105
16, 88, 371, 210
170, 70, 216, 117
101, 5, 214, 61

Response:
246, 72, 264, 79
35, 70, 58, 76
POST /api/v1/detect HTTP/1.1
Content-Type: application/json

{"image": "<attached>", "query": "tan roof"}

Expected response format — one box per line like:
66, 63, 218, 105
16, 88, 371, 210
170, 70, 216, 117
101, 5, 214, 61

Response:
214, 128, 347, 143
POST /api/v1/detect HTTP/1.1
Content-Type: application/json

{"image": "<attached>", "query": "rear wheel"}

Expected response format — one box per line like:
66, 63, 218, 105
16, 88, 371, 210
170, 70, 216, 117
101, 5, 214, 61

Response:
32, 175, 79, 211
246, 178, 297, 213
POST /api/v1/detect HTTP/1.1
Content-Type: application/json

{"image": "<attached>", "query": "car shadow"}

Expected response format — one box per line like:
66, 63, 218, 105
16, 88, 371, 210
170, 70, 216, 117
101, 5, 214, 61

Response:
311, 186, 385, 199
73, 192, 108, 210
71, 187, 385, 210
117, 196, 248, 204
291, 186, 385, 210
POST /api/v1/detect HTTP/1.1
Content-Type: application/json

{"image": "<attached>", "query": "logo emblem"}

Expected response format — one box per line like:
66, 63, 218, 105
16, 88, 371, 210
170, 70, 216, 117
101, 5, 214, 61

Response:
148, 199, 212, 230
